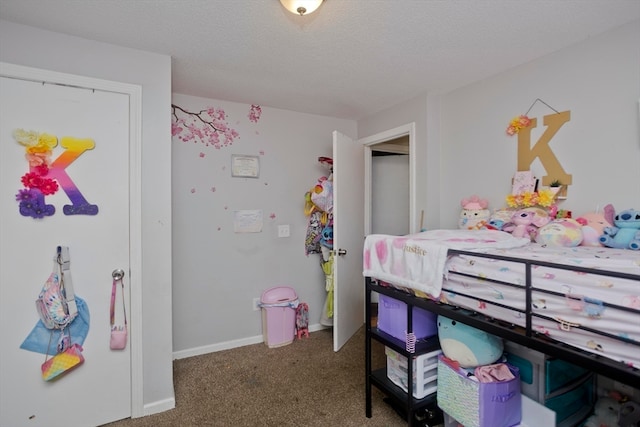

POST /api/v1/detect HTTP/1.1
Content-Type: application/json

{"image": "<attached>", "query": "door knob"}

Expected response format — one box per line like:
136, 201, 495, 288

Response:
337, 249, 347, 256
112, 269, 125, 280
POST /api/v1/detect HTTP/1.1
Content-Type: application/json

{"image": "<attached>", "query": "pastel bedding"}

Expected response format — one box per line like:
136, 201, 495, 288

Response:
362, 229, 530, 297
363, 230, 640, 369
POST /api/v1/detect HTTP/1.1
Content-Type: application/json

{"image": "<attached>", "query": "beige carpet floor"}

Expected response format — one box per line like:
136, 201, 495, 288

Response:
102, 326, 411, 427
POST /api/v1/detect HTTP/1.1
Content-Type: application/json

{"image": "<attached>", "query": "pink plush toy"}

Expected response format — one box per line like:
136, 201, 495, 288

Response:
503, 207, 551, 241
459, 195, 490, 230
575, 211, 612, 247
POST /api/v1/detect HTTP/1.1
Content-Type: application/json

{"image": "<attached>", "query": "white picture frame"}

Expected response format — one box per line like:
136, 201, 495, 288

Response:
231, 154, 260, 178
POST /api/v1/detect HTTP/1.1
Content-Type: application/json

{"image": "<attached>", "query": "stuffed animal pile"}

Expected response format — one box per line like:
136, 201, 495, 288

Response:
488, 199, 640, 250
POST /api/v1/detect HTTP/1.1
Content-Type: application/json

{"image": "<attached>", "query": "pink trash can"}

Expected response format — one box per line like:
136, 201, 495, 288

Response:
260, 286, 298, 348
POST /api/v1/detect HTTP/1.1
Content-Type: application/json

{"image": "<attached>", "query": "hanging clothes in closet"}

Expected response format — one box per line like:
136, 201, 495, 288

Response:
303, 157, 334, 326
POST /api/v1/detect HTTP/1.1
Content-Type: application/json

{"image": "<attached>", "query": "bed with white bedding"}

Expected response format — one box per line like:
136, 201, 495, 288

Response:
363, 229, 640, 385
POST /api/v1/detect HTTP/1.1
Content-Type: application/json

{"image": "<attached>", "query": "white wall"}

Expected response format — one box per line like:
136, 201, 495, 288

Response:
171, 93, 356, 354
0, 20, 175, 415
358, 93, 442, 230
438, 20, 640, 228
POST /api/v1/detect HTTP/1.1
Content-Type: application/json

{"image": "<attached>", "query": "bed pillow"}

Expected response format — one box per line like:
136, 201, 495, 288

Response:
536, 218, 583, 247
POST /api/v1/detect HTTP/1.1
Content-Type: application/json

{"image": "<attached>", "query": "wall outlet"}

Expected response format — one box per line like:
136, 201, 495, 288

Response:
277, 224, 290, 238
252, 297, 261, 311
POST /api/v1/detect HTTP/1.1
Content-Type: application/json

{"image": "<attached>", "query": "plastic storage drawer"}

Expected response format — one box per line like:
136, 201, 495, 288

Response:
504, 340, 589, 401
385, 346, 441, 399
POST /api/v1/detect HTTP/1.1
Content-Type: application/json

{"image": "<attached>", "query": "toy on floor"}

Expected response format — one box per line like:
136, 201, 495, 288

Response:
295, 302, 309, 339
599, 204, 640, 250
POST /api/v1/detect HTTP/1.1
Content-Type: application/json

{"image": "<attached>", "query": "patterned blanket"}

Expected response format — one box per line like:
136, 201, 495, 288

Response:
362, 229, 530, 297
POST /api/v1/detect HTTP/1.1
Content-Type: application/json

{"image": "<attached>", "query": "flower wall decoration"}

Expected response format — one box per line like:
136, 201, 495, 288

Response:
248, 104, 262, 123
13, 129, 99, 219
14, 129, 58, 218
506, 98, 561, 136
506, 115, 531, 136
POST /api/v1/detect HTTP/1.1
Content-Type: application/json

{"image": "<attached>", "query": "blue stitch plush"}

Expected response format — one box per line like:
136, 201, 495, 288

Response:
599, 204, 640, 250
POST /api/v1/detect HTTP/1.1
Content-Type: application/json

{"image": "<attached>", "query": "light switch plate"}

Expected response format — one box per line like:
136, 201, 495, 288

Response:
278, 224, 290, 238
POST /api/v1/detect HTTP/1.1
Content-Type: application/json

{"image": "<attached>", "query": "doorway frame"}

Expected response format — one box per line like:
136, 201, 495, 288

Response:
361, 122, 416, 235
0, 61, 144, 417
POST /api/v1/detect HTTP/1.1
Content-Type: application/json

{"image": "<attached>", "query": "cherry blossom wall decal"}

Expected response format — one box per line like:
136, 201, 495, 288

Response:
172, 104, 240, 149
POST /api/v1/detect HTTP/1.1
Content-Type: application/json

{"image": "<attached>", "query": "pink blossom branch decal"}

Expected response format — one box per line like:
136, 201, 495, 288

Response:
248, 104, 262, 123
172, 104, 240, 149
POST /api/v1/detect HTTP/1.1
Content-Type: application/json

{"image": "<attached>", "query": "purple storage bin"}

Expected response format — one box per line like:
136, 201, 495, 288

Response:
377, 294, 437, 342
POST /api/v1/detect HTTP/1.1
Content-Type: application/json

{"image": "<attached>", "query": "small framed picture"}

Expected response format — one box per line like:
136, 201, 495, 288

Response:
231, 155, 260, 178
511, 171, 536, 194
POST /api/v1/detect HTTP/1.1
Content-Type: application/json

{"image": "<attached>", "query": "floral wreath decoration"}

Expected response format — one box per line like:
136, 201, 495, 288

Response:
506, 115, 531, 136
13, 129, 60, 218
506, 99, 561, 136
505, 188, 555, 209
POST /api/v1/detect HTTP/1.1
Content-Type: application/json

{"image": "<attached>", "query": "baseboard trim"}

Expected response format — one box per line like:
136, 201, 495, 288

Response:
143, 397, 176, 417
172, 323, 329, 360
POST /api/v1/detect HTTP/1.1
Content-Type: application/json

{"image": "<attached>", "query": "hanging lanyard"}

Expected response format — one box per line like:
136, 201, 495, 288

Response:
110, 273, 127, 330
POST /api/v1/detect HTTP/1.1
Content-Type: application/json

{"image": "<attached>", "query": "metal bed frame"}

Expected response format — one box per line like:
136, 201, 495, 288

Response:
368, 248, 640, 387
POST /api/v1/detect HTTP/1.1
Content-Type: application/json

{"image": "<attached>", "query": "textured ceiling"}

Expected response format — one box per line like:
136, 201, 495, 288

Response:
1, 0, 639, 120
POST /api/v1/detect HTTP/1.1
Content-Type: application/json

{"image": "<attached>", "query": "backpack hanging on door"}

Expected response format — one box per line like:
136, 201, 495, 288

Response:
35, 246, 78, 330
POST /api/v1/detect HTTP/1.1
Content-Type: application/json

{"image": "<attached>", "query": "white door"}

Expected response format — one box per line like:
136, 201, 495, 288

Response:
332, 131, 365, 351
1, 67, 135, 426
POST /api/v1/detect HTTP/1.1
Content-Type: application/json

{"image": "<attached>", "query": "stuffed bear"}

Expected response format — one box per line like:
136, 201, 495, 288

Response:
583, 397, 621, 427
502, 207, 551, 241
437, 315, 503, 368
599, 204, 640, 250
458, 195, 490, 230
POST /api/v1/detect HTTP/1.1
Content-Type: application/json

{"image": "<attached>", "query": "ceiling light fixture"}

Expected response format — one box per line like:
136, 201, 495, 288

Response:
279, 0, 324, 16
